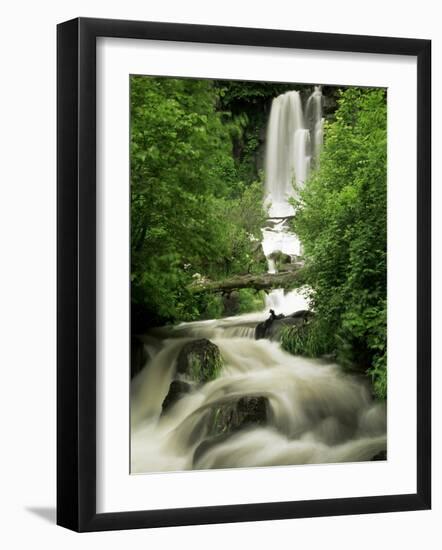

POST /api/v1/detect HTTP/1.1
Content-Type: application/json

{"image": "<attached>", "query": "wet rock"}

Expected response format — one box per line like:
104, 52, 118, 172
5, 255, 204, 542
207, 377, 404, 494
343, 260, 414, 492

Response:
255, 309, 313, 340
210, 395, 268, 436
268, 250, 292, 269
176, 338, 223, 383
162, 380, 193, 411
192, 395, 269, 466
131, 336, 149, 379
255, 309, 284, 339
291, 310, 313, 321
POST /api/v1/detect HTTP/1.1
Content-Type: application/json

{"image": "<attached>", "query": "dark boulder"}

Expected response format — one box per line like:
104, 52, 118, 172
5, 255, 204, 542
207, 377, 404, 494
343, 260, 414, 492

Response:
162, 380, 193, 412
131, 336, 149, 379
255, 308, 284, 339
255, 309, 313, 340
291, 310, 314, 321
193, 395, 269, 466
176, 338, 223, 383
209, 395, 268, 436
268, 250, 292, 269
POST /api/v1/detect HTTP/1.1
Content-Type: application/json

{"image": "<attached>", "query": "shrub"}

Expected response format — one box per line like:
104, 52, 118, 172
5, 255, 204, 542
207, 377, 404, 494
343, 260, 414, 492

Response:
289, 88, 387, 399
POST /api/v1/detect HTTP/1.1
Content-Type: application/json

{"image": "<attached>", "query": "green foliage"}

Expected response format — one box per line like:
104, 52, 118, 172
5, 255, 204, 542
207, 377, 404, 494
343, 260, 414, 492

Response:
215, 81, 311, 184
215, 80, 313, 111
205, 180, 268, 278
187, 347, 223, 382
198, 294, 224, 320
237, 289, 266, 314
131, 78, 387, 399
288, 88, 387, 399
130, 76, 267, 324
281, 319, 334, 358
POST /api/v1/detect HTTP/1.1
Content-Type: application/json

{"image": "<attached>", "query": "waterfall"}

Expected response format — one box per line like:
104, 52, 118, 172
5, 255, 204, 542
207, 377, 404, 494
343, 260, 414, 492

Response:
130, 85, 386, 474
265, 87, 324, 218
306, 85, 325, 165
261, 87, 325, 314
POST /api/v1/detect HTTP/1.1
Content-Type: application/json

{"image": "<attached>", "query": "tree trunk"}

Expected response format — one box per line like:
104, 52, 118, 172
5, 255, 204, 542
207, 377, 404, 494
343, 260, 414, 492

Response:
188, 267, 304, 294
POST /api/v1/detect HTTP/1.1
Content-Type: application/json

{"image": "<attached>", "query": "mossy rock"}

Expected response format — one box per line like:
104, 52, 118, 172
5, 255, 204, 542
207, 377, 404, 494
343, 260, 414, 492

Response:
162, 380, 193, 412
256, 310, 313, 340
193, 395, 269, 466
268, 250, 293, 271
176, 338, 223, 383
209, 395, 268, 436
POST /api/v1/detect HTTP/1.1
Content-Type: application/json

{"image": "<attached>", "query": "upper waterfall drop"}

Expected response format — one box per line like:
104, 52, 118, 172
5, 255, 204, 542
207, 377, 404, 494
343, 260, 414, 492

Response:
264, 87, 324, 218
306, 85, 325, 166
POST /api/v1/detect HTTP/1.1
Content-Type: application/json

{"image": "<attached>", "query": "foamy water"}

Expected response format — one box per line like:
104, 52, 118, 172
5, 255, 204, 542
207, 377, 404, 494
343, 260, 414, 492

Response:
130, 87, 385, 474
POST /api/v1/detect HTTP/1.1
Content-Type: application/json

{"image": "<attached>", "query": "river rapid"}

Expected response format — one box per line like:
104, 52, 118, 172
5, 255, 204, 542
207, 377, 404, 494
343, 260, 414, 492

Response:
130, 87, 386, 474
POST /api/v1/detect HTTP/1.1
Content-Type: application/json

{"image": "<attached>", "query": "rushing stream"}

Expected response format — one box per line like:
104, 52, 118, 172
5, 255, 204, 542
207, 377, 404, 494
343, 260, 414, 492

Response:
131, 87, 387, 474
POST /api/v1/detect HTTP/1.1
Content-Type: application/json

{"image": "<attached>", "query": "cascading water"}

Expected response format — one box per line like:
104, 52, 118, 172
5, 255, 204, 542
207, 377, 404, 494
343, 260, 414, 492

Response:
306, 85, 325, 166
264, 88, 323, 218
262, 87, 324, 314
131, 86, 386, 473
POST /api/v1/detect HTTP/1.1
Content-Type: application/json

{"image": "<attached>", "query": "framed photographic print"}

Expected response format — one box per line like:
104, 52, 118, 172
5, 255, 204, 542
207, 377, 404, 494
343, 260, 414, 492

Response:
57, 17, 431, 531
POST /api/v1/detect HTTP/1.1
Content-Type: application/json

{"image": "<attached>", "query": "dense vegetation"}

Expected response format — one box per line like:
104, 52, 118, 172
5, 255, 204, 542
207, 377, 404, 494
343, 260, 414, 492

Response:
281, 88, 387, 399
130, 77, 293, 327
131, 77, 387, 399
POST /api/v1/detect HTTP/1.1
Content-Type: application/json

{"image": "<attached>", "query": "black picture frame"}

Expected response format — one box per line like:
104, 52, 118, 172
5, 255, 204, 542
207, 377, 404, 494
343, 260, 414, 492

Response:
57, 17, 431, 532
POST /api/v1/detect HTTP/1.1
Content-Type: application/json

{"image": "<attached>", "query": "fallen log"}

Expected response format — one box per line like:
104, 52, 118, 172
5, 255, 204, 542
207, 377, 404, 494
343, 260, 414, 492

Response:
266, 215, 295, 221
189, 266, 304, 294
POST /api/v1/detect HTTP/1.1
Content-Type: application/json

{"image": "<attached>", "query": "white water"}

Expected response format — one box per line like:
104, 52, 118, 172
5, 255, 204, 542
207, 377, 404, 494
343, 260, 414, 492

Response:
131, 335, 386, 473
131, 87, 386, 473
264, 87, 324, 218
306, 85, 325, 166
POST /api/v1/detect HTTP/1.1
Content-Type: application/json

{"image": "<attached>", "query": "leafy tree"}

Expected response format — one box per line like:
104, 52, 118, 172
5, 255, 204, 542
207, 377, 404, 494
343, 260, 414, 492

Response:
214, 81, 314, 184
130, 76, 267, 325
284, 88, 387, 399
